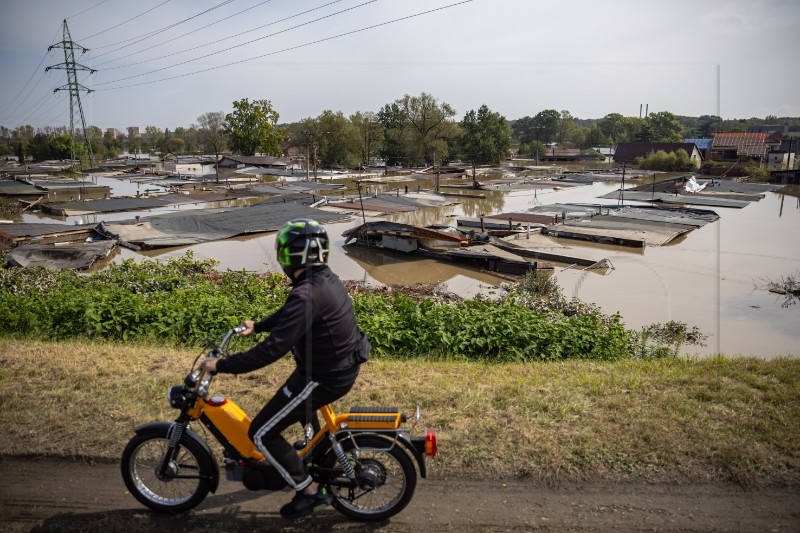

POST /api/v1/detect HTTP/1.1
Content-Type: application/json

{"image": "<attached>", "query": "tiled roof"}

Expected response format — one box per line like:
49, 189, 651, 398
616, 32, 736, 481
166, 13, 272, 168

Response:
712, 133, 766, 156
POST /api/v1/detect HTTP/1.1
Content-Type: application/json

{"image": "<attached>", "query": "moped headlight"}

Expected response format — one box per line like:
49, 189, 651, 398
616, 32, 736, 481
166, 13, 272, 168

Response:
167, 384, 185, 409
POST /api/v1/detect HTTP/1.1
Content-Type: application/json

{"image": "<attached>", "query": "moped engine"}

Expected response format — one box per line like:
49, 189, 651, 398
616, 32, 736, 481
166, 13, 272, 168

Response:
242, 462, 288, 491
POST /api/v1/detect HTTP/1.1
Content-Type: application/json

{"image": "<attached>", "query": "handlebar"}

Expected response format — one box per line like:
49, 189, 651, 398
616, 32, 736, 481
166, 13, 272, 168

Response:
193, 325, 248, 398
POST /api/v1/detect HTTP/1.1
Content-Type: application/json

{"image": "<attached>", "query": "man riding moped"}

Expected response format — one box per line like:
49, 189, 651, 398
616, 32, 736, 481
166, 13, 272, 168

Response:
200, 218, 370, 519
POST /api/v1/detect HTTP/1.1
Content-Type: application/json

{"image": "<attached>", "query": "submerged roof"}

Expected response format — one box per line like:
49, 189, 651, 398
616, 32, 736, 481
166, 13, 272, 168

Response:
98, 201, 350, 248
219, 155, 288, 167
4, 241, 116, 270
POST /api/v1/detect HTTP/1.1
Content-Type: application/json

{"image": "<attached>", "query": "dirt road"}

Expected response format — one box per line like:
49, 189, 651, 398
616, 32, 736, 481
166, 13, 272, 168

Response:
1, 457, 798, 532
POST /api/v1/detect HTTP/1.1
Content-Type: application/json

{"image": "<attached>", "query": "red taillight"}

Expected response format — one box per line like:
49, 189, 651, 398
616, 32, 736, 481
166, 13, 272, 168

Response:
425, 429, 437, 457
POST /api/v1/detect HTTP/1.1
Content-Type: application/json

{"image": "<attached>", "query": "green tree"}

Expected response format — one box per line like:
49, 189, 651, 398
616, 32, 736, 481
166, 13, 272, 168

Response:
583, 125, 610, 148
196, 111, 227, 161
696, 115, 721, 138
635, 121, 654, 142
224, 98, 283, 156
126, 127, 142, 155
532, 109, 561, 144
143, 126, 164, 154
519, 140, 546, 159
511, 116, 539, 145
101, 130, 123, 159
620, 117, 647, 142
557, 110, 577, 145
598, 113, 626, 144
458, 104, 511, 165
316, 110, 358, 168
647, 111, 683, 142
377, 102, 407, 165
11, 125, 35, 165
350, 111, 383, 167
29, 133, 52, 161
397, 92, 458, 165
0, 126, 11, 156
162, 137, 185, 154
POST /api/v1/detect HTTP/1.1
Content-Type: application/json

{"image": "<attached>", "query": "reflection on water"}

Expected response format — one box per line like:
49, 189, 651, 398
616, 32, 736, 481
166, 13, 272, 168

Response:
45, 172, 800, 358
343, 242, 503, 286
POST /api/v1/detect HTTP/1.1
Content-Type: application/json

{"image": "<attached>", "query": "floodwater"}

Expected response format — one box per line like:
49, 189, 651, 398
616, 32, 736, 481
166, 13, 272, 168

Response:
21, 173, 800, 358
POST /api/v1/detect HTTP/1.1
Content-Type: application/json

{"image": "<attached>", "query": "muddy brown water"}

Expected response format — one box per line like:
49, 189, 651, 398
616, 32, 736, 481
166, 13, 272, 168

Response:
22, 174, 800, 358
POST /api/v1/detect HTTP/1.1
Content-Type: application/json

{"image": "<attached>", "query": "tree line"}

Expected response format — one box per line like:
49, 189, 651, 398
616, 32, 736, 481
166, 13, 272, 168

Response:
2, 93, 798, 167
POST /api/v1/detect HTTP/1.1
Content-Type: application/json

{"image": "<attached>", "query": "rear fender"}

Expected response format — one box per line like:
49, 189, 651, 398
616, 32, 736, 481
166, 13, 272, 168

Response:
133, 421, 220, 493
322, 431, 428, 479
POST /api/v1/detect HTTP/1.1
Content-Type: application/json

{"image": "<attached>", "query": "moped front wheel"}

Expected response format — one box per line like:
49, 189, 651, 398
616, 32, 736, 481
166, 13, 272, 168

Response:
121, 431, 213, 513
322, 434, 417, 521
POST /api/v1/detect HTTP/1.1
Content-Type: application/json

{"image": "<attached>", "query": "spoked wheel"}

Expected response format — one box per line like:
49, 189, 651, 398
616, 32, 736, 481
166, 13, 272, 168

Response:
322, 434, 417, 521
121, 431, 213, 513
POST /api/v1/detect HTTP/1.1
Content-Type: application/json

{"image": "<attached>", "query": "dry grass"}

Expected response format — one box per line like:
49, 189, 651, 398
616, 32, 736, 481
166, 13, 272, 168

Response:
1, 339, 798, 486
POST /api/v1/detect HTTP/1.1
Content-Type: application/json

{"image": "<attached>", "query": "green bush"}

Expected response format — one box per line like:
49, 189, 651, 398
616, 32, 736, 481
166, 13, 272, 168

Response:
1, 254, 691, 361
636, 149, 696, 172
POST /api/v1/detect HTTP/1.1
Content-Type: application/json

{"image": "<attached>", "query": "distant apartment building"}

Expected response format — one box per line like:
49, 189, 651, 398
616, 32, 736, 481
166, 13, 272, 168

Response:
127, 126, 140, 138
106, 128, 117, 139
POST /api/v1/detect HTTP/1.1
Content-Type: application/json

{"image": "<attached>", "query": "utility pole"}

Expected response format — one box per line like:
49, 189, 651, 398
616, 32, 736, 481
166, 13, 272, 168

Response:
433, 150, 440, 194
46, 19, 96, 169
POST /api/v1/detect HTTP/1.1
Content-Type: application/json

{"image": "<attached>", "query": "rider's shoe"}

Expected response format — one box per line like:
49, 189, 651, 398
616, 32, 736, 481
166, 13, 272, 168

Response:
279, 487, 333, 519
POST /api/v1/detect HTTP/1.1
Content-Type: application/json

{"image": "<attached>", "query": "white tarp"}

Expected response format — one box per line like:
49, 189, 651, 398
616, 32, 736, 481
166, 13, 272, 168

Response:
684, 176, 707, 193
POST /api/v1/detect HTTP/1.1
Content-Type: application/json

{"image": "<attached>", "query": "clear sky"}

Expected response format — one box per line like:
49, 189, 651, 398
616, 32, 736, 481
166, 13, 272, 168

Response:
1, 0, 798, 131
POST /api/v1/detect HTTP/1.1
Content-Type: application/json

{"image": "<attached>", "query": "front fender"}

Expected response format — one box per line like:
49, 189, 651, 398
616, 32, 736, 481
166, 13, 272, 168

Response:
133, 421, 220, 493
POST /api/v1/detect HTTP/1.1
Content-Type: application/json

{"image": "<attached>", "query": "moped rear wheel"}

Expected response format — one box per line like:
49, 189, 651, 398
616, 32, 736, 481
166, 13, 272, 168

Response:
121, 431, 212, 513
322, 434, 417, 521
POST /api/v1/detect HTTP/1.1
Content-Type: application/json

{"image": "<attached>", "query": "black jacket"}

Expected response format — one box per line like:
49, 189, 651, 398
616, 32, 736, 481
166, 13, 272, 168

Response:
216, 266, 367, 384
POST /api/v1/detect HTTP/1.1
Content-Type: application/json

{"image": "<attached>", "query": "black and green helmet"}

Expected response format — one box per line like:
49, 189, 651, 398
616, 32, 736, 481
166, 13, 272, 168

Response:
275, 218, 330, 274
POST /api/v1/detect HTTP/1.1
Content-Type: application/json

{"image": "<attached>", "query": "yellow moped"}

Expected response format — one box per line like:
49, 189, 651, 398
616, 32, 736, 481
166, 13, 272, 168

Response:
121, 327, 437, 521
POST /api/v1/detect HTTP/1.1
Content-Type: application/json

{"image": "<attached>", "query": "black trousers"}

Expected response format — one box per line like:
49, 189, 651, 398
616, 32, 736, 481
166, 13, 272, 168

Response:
248, 367, 357, 491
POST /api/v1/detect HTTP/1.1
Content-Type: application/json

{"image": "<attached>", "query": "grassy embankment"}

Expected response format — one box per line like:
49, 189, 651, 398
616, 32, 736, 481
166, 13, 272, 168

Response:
1, 338, 798, 487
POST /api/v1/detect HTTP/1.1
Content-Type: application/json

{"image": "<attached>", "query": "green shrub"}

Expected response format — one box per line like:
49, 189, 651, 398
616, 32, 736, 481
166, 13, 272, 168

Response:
1, 253, 693, 361
636, 149, 696, 172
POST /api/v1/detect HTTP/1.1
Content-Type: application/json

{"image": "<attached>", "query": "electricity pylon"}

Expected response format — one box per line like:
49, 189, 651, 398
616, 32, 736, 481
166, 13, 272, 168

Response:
46, 19, 96, 168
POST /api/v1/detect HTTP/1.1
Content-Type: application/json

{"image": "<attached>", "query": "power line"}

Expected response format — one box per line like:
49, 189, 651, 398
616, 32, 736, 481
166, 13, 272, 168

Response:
0, 25, 62, 119
77, 0, 173, 41
43, 106, 71, 128
94, 0, 378, 86
0, 70, 50, 123
67, 0, 111, 20
0, 53, 49, 116
93, 0, 334, 69
97, 0, 340, 70
23, 93, 68, 126
89, 0, 238, 55
4, 90, 55, 125
95, 0, 474, 91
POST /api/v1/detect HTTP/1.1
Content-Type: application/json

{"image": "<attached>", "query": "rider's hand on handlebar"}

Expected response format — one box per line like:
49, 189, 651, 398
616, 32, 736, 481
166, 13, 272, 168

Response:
237, 320, 255, 336
199, 358, 218, 374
